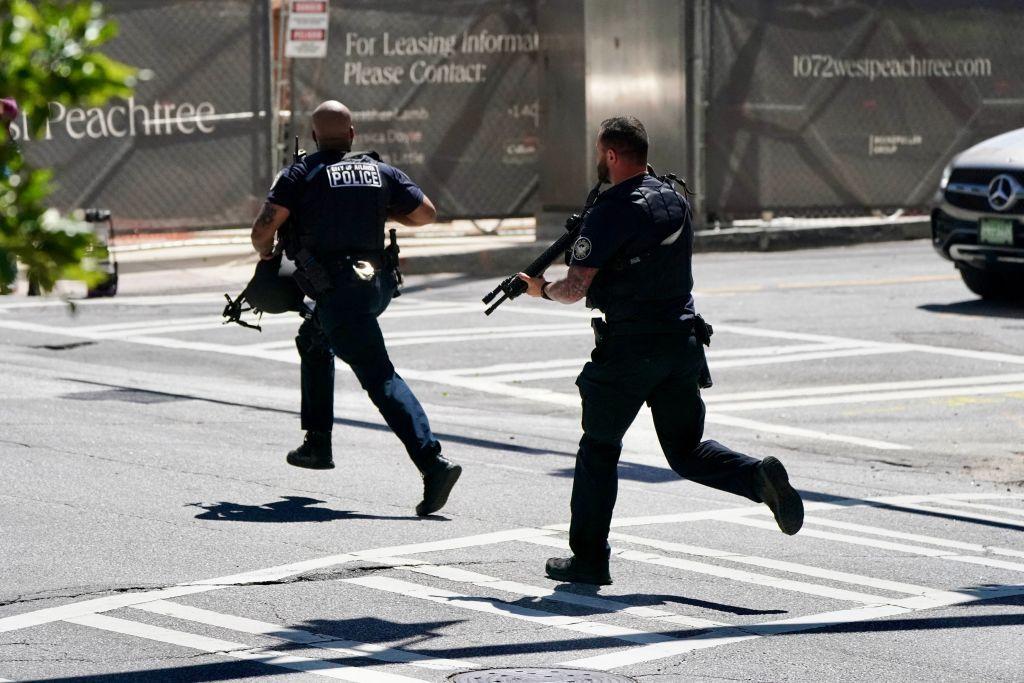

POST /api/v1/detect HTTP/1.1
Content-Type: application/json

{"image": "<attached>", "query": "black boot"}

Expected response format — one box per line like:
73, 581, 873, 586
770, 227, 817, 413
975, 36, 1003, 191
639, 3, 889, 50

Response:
415, 455, 461, 517
755, 456, 803, 535
286, 431, 334, 470
545, 556, 612, 585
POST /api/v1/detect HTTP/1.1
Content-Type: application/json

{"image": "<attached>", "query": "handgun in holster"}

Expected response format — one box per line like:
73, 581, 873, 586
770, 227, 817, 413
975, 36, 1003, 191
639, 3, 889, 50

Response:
385, 227, 403, 297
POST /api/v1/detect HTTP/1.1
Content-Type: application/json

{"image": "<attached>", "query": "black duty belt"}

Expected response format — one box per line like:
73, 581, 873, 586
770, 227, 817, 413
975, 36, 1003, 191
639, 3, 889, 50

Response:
592, 317, 694, 337
322, 251, 386, 270
592, 315, 713, 347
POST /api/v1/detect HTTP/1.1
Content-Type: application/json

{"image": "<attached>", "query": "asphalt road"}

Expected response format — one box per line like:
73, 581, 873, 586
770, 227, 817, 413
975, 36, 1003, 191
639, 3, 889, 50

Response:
1, 239, 1023, 682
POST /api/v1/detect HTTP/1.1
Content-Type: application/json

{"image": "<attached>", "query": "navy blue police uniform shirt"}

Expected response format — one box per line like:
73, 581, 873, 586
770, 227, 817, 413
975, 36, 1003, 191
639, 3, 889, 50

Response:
267, 151, 424, 252
570, 173, 696, 322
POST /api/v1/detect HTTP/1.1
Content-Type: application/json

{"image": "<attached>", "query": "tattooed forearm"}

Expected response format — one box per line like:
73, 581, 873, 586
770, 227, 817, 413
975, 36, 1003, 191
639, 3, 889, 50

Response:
546, 265, 598, 304
255, 201, 276, 227
251, 201, 289, 255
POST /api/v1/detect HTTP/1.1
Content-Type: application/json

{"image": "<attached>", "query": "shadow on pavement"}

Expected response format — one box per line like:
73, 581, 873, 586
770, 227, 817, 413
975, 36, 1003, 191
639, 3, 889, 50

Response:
188, 496, 419, 523
797, 488, 1024, 533
35, 591, 1024, 681
62, 378, 577, 459
919, 299, 1024, 319
547, 583, 786, 616
550, 461, 679, 484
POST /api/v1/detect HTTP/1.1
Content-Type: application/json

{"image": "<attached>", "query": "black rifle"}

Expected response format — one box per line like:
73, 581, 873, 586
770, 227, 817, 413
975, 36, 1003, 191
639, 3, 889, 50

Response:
481, 181, 603, 315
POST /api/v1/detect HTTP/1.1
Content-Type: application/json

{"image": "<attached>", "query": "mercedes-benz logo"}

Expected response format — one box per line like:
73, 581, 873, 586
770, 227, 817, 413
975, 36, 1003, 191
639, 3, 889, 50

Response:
987, 174, 1019, 212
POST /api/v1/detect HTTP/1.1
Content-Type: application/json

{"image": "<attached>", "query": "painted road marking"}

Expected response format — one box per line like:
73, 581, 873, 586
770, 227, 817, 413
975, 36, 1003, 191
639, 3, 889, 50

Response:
932, 499, 1024, 518
876, 500, 1024, 531
725, 516, 1024, 572
0, 317, 911, 450
478, 346, 913, 383
0, 529, 557, 635
560, 584, 1024, 671
65, 614, 427, 682
703, 413, 910, 450
523, 536, 895, 605
445, 342, 871, 377
376, 557, 725, 629
398, 368, 912, 451
497, 308, 1024, 368
134, 600, 475, 670
707, 372, 1024, 403
343, 575, 684, 646
604, 531, 945, 597
3, 492, 1023, 676
709, 381, 1024, 412
802, 516, 1024, 559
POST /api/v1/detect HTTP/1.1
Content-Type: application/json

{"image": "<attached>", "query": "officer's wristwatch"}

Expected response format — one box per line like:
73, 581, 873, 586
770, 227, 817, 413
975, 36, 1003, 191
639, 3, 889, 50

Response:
540, 282, 553, 300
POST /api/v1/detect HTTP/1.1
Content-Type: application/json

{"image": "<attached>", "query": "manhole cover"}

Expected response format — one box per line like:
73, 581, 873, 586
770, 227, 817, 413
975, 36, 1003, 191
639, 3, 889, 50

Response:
450, 668, 636, 683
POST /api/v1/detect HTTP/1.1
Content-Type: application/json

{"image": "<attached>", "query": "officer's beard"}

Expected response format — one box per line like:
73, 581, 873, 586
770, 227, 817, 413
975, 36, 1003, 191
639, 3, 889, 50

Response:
596, 157, 610, 184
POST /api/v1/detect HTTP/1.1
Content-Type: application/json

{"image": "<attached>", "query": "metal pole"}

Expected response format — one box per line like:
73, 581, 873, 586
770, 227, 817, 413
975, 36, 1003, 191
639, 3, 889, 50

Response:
688, 0, 710, 229
273, 0, 290, 170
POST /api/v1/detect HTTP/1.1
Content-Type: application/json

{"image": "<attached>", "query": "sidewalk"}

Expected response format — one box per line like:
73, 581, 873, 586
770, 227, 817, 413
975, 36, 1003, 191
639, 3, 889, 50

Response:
109, 215, 931, 279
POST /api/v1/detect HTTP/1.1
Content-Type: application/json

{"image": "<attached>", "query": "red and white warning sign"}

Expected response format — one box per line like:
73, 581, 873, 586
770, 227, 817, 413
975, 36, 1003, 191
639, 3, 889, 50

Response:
285, 0, 329, 58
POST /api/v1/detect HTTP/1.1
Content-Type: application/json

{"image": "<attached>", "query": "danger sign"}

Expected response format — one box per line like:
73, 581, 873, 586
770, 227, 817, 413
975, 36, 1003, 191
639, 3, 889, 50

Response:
285, 0, 329, 58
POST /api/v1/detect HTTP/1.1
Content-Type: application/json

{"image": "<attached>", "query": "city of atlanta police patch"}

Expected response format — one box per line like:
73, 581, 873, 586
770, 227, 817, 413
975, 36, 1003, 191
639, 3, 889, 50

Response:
572, 236, 593, 261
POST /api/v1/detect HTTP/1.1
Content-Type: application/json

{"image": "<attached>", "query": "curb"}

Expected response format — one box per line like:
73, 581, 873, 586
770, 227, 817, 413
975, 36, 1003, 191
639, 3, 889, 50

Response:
115, 219, 931, 278
400, 219, 932, 277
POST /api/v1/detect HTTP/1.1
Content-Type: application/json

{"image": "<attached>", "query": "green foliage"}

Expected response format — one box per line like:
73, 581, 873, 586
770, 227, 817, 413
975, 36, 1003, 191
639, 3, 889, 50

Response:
0, 0, 136, 295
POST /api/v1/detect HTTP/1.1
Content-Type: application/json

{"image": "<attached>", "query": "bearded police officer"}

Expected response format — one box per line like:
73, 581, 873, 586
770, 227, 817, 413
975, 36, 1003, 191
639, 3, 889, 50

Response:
518, 116, 804, 585
250, 100, 461, 517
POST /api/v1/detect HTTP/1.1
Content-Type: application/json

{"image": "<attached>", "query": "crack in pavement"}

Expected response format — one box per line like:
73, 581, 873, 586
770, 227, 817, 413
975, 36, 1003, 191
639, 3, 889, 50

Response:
0, 561, 493, 609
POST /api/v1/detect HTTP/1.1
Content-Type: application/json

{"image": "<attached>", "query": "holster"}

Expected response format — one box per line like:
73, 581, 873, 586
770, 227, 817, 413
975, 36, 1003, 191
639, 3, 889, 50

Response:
385, 228, 403, 297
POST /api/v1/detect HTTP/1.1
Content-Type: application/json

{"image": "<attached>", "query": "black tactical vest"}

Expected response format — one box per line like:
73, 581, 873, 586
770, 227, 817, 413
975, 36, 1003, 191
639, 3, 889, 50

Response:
586, 176, 694, 322
290, 150, 390, 256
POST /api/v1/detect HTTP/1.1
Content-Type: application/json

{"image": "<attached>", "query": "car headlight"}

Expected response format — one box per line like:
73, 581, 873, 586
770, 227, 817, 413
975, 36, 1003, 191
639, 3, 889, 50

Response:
939, 162, 953, 191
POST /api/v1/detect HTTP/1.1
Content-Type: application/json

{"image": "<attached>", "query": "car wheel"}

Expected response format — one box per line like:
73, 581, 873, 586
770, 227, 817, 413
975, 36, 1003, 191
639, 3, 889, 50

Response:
957, 264, 1015, 300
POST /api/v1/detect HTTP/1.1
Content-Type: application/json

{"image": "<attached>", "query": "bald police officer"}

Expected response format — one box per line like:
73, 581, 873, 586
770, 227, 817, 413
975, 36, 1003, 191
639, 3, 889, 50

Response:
518, 116, 803, 585
251, 100, 461, 517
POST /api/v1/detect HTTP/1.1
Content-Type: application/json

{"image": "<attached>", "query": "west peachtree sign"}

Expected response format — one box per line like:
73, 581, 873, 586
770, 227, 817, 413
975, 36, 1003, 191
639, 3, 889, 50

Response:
15, 0, 271, 231
9, 99, 219, 141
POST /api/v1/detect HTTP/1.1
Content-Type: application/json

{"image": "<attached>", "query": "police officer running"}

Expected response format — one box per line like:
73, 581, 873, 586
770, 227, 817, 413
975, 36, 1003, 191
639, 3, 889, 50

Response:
517, 116, 803, 585
250, 100, 461, 517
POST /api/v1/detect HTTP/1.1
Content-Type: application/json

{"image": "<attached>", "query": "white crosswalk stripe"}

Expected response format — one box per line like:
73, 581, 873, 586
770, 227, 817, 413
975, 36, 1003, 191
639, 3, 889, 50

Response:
522, 536, 897, 604
2, 492, 1022, 677
377, 556, 725, 628
605, 531, 946, 597
343, 575, 688, 645
66, 614, 428, 682
133, 600, 476, 670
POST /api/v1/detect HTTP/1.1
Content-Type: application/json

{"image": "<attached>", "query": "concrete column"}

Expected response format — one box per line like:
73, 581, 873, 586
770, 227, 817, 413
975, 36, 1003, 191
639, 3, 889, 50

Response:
536, 0, 690, 239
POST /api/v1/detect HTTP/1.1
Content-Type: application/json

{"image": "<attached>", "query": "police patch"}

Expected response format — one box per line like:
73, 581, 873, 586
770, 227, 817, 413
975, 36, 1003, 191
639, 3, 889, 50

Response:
326, 161, 382, 188
571, 236, 593, 261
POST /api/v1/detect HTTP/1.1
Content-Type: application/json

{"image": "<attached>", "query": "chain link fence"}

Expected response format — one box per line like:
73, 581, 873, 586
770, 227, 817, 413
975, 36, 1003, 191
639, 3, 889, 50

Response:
705, 0, 1024, 220
16, 0, 272, 231
12, 0, 1024, 229
284, 0, 540, 221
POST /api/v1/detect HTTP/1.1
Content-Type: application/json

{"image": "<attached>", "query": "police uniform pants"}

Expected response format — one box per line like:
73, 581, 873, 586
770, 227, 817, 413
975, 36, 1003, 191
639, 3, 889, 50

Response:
295, 270, 442, 470
570, 330, 763, 563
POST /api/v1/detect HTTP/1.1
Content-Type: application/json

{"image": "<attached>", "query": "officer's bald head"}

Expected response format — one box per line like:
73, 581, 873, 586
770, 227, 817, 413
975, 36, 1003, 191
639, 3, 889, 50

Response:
311, 100, 354, 151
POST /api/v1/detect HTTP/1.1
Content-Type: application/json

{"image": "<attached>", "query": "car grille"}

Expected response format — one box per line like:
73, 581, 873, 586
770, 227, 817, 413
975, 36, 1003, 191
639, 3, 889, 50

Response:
945, 192, 993, 212
945, 167, 1024, 212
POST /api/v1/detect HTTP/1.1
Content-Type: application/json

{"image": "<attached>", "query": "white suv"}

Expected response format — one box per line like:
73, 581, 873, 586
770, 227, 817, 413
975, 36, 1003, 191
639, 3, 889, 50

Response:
932, 128, 1024, 300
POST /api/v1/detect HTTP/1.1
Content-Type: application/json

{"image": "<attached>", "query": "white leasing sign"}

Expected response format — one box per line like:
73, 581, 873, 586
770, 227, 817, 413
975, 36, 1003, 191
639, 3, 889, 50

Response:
285, 0, 329, 58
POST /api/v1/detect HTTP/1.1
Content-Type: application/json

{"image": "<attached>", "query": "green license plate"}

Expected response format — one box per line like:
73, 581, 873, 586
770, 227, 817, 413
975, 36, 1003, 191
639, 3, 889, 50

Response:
979, 218, 1014, 246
